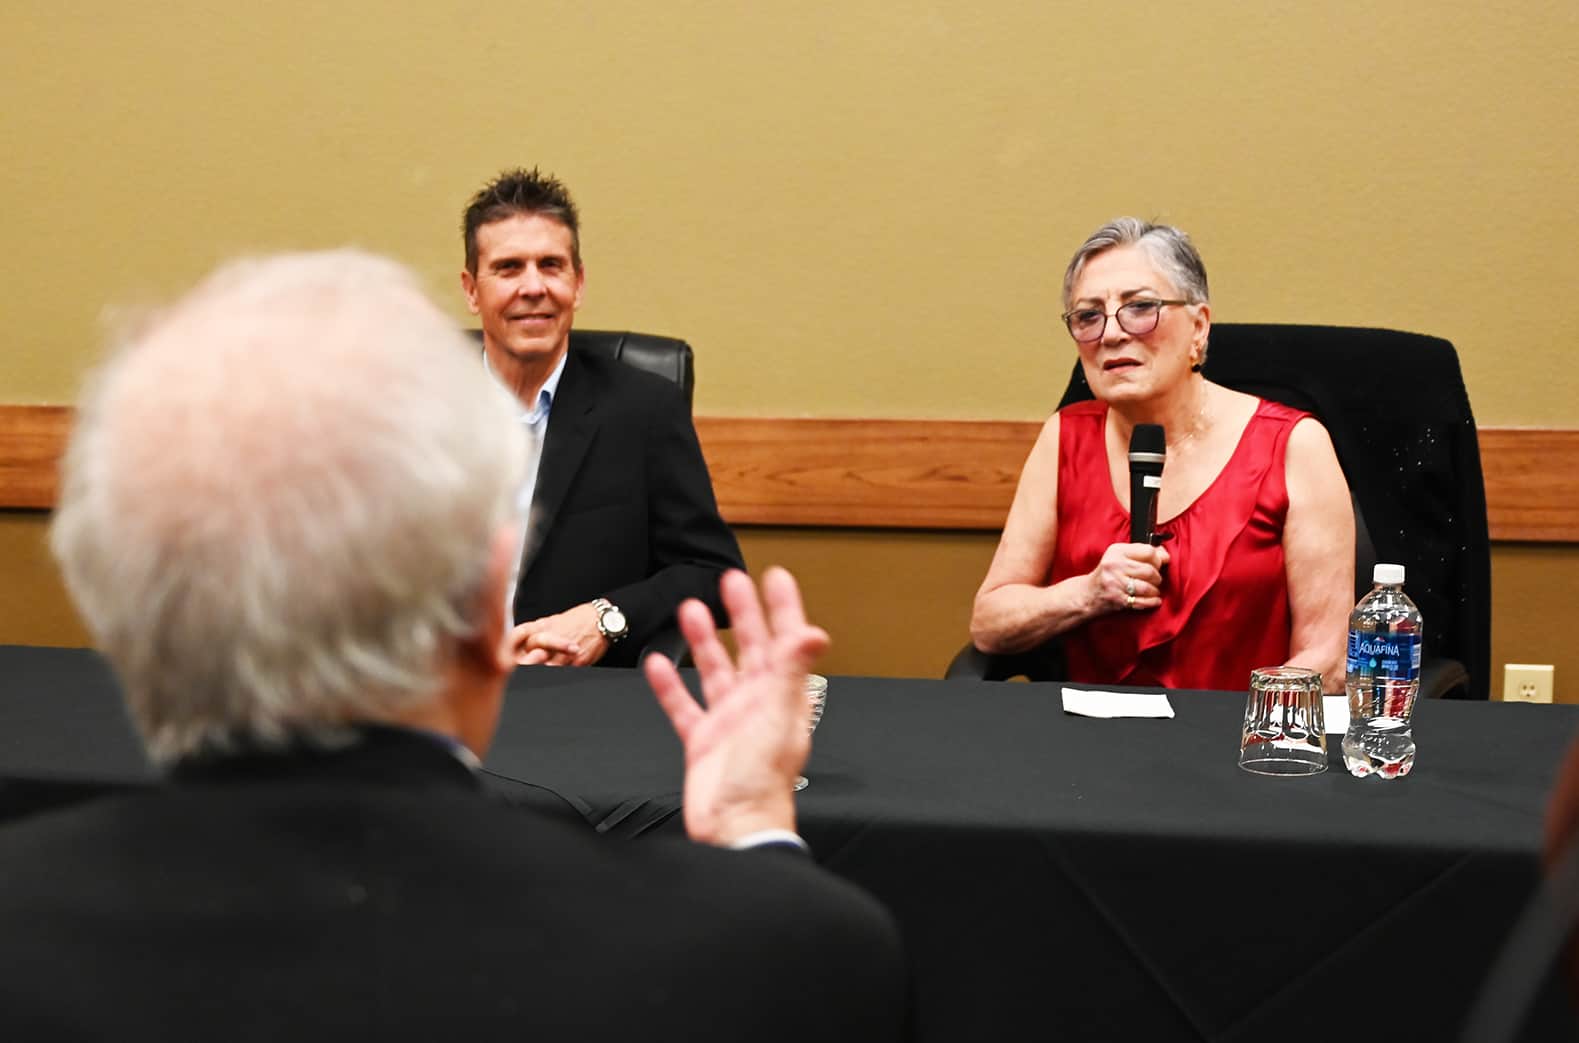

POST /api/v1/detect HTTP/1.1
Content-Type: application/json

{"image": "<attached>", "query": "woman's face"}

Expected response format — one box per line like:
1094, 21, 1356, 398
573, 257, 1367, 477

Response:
1066, 244, 1209, 407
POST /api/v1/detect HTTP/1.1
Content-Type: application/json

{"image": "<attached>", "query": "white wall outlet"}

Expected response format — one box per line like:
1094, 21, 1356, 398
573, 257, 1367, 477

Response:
1502, 664, 1555, 703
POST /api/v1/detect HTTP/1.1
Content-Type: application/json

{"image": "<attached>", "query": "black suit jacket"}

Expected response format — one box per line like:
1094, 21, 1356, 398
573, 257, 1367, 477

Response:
516, 346, 744, 666
0, 728, 907, 1041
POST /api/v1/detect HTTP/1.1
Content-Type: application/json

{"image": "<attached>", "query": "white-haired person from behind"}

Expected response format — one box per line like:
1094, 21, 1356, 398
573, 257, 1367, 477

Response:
0, 250, 906, 1042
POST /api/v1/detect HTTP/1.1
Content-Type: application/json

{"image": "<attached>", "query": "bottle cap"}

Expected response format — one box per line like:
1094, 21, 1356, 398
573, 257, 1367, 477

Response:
1373, 563, 1405, 585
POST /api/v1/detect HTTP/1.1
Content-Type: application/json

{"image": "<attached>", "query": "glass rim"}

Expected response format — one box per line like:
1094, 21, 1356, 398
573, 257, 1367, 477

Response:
1250, 665, 1322, 682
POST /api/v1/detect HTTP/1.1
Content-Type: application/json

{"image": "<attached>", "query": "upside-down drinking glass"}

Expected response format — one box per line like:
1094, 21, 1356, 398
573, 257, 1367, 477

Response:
1238, 666, 1327, 776
793, 674, 828, 792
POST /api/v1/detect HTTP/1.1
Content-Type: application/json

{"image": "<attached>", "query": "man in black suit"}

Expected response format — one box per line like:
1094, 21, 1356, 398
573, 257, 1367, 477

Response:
0, 250, 905, 1040
461, 168, 744, 668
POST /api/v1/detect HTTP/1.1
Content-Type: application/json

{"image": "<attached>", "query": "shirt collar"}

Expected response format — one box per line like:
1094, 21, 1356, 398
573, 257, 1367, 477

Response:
484, 346, 568, 425
392, 724, 483, 772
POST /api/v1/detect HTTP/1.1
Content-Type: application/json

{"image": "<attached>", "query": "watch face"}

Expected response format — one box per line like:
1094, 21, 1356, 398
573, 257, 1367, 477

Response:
604, 609, 628, 636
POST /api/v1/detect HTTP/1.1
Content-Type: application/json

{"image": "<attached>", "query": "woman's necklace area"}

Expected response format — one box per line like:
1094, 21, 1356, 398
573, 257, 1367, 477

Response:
1167, 391, 1212, 456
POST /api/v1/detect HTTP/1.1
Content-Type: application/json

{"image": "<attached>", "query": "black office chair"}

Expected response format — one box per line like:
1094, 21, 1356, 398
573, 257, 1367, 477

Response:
947, 324, 1491, 700
466, 328, 695, 405
468, 328, 699, 666
566, 329, 695, 408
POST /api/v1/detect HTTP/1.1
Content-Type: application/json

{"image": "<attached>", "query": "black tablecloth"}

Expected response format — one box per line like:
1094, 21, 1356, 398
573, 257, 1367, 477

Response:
4, 646, 1577, 1040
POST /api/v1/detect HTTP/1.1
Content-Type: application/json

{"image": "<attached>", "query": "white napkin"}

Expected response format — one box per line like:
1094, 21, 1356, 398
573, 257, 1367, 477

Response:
1323, 695, 1350, 735
1061, 687, 1175, 719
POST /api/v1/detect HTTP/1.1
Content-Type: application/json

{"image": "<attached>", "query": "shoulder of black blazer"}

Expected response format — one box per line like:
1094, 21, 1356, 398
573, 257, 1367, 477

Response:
518, 344, 704, 574
553, 343, 689, 418
0, 726, 908, 1041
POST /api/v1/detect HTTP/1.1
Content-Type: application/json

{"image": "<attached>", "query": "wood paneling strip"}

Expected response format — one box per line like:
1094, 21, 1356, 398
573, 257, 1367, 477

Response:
4, 406, 1576, 542
1478, 428, 1579, 543
693, 417, 1032, 530
0, 405, 70, 510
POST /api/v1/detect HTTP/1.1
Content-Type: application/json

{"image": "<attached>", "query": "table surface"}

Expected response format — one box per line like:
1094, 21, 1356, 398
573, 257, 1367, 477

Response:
484, 666, 1575, 855
4, 645, 1577, 1041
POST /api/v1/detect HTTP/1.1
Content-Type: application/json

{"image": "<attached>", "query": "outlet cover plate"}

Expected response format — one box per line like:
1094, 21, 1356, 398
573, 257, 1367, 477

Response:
1503, 664, 1555, 703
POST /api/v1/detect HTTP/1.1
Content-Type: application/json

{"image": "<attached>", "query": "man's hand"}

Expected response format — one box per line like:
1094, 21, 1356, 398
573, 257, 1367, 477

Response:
644, 567, 830, 847
510, 602, 610, 667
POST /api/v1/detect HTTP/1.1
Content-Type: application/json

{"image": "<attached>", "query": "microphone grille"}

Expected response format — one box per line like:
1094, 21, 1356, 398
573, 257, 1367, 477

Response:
1129, 423, 1165, 456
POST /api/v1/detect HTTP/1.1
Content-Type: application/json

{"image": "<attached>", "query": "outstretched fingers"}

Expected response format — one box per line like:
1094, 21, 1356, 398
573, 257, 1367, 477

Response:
759, 566, 808, 630
719, 568, 771, 676
675, 596, 736, 708
645, 651, 702, 740
760, 566, 829, 671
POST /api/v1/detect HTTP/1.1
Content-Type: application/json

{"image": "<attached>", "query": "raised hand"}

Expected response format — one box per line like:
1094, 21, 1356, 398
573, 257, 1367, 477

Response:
643, 567, 830, 846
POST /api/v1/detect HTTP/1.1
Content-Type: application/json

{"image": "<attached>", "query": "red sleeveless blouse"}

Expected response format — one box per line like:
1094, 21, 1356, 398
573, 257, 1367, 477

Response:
1050, 398, 1308, 692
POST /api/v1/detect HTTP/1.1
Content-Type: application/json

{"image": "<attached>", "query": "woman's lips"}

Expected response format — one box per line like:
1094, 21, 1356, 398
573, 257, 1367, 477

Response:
1103, 358, 1141, 371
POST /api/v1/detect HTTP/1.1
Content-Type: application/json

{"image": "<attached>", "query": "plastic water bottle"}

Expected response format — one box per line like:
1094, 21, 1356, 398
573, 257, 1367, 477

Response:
1341, 564, 1423, 779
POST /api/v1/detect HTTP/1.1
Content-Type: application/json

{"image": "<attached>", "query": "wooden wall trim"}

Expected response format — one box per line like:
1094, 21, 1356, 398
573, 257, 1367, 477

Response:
4, 405, 1576, 542
0, 405, 70, 510
1478, 428, 1579, 543
693, 417, 1031, 530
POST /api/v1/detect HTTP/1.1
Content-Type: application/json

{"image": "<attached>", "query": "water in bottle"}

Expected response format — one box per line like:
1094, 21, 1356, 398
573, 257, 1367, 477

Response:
1342, 563, 1422, 779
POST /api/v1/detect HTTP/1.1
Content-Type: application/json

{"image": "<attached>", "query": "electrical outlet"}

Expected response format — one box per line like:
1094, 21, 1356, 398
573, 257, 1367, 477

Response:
1502, 664, 1555, 703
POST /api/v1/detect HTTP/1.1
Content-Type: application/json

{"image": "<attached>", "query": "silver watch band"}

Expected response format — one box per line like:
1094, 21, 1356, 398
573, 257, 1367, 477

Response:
591, 597, 627, 642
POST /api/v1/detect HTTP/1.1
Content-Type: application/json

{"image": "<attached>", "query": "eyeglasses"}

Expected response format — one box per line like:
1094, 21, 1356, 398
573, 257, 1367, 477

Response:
1062, 299, 1189, 343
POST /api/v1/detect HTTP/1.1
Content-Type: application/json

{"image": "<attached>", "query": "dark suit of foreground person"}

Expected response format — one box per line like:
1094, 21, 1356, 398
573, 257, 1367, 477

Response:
462, 168, 744, 668
0, 251, 905, 1041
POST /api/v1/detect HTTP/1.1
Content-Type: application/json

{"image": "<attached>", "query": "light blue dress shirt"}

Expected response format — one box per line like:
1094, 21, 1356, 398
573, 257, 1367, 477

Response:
485, 348, 568, 513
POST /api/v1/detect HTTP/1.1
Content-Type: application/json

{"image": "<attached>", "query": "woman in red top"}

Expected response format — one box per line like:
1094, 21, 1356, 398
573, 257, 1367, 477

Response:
970, 219, 1353, 693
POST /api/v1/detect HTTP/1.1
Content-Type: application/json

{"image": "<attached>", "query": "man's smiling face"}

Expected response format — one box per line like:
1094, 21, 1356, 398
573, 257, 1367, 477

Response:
462, 212, 585, 368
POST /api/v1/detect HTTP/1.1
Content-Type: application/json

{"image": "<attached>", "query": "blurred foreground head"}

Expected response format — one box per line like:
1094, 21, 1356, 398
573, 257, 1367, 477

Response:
1548, 737, 1579, 999
51, 251, 529, 763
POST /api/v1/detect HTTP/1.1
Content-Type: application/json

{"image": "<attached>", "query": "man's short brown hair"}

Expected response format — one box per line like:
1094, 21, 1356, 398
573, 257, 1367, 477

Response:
462, 167, 581, 274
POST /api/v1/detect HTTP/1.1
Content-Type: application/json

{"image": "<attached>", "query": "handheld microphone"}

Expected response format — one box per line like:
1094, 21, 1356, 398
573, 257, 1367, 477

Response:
1128, 424, 1165, 544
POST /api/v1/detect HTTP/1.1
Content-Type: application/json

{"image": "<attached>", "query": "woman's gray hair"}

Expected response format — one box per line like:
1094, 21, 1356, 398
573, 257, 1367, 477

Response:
1061, 217, 1210, 310
51, 250, 530, 764
1061, 217, 1211, 368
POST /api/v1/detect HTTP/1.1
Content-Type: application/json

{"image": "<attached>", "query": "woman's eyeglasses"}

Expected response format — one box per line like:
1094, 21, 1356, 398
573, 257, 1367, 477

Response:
1062, 299, 1189, 343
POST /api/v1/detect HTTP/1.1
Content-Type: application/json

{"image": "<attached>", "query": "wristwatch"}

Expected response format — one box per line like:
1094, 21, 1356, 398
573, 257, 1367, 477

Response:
591, 598, 628, 644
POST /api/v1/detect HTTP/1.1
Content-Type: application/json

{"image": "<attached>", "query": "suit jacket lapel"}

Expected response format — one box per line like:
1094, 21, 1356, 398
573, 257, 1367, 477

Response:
520, 348, 597, 577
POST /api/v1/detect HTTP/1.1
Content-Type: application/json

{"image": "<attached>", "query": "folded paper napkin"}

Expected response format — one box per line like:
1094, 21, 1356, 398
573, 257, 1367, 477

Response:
1322, 695, 1350, 735
1061, 687, 1175, 719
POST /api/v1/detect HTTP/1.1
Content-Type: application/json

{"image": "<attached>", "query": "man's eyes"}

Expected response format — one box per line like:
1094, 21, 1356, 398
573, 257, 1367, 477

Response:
491, 259, 569, 275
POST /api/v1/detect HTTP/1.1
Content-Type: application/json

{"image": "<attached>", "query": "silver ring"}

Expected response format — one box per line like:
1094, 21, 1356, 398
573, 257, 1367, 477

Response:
1125, 579, 1136, 597
1126, 593, 1135, 609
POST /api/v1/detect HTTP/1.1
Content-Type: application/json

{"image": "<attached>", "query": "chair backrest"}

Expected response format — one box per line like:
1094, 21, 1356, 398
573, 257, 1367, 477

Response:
467, 329, 695, 409
1057, 323, 1492, 699
569, 329, 695, 407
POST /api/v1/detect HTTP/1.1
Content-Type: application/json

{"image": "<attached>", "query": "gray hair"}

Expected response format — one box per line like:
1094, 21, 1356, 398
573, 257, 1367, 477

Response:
1061, 217, 1210, 311
51, 250, 530, 763
1061, 218, 1211, 368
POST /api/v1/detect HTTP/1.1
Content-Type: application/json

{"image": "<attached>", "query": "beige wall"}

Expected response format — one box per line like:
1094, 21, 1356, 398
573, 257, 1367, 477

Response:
0, 513, 89, 648
4, 4, 1577, 696
5, 2, 1578, 421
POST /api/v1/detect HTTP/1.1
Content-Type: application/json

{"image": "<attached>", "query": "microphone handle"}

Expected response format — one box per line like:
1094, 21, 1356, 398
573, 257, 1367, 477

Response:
1130, 472, 1160, 544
